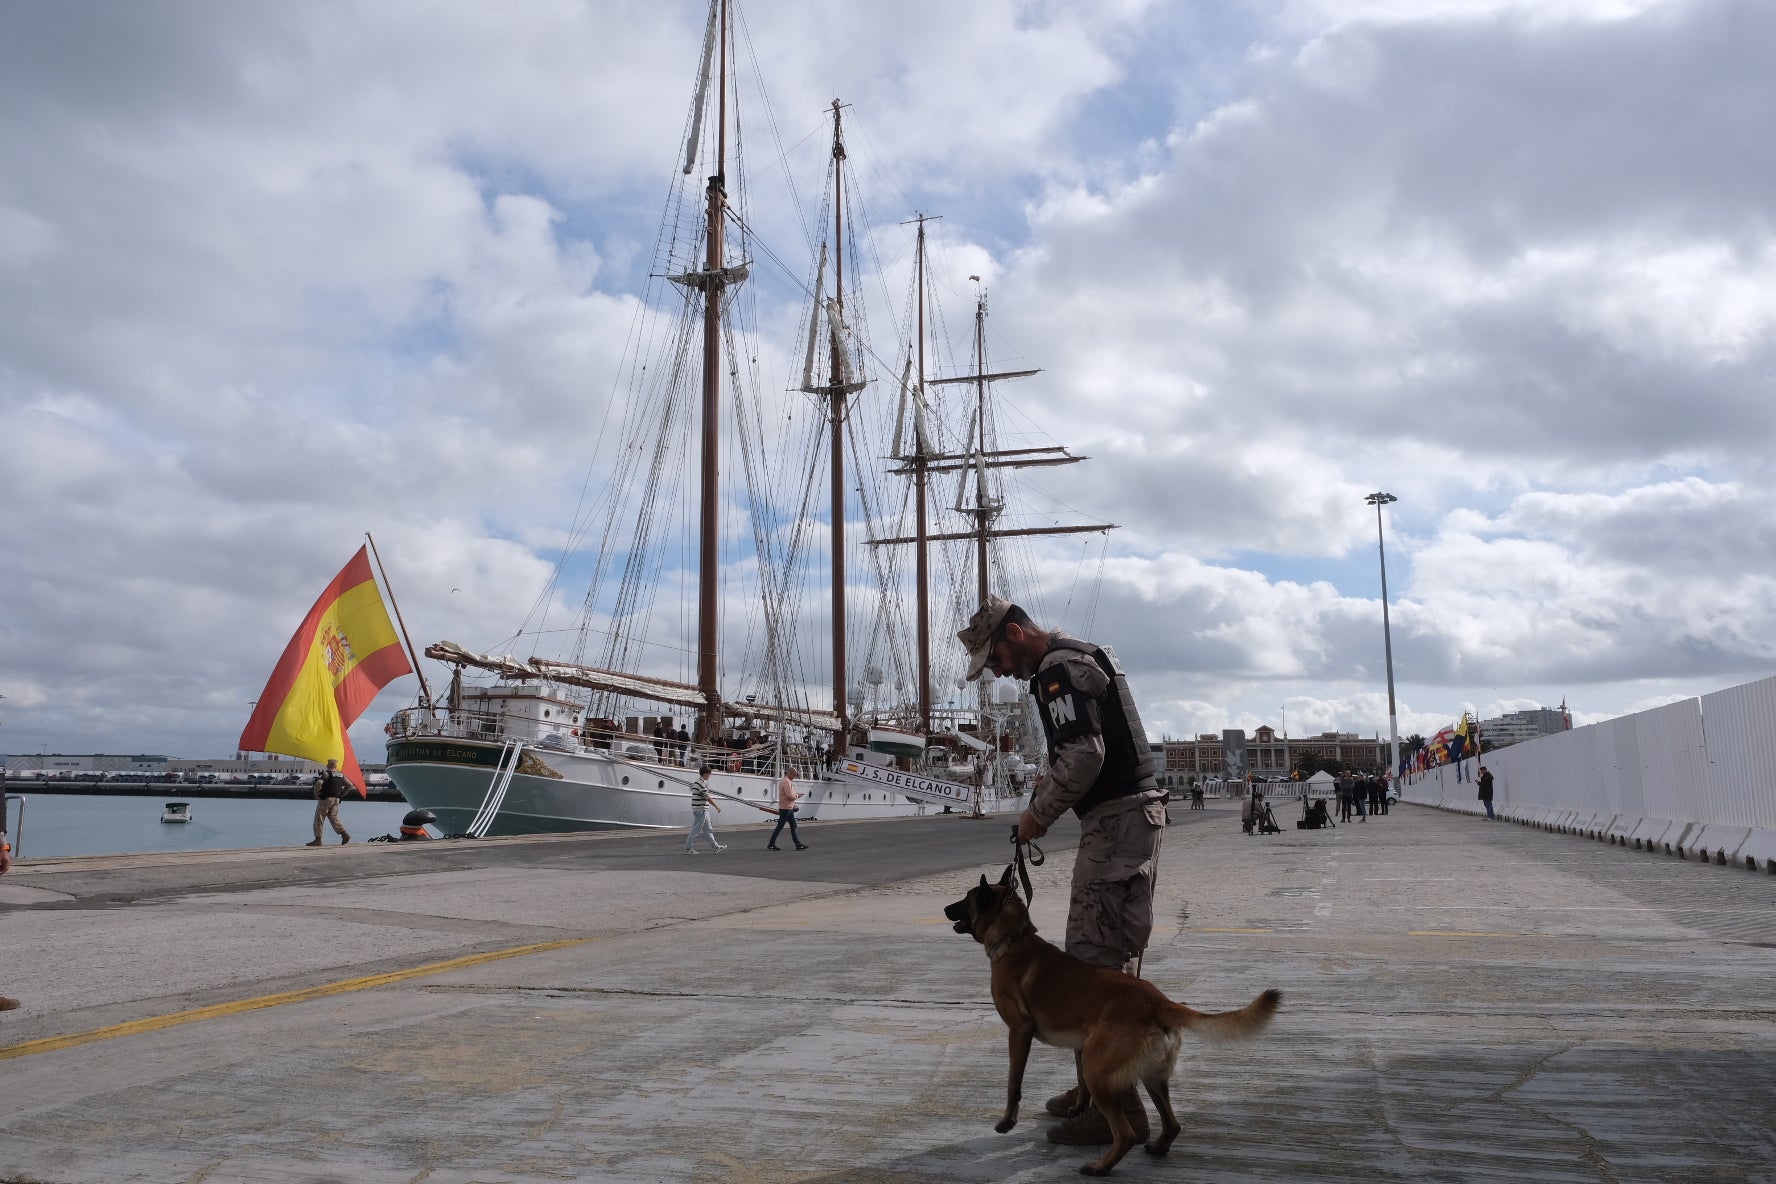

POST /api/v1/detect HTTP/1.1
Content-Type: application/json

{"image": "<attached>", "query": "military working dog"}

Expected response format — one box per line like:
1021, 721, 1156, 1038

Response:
945, 868, 1281, 1176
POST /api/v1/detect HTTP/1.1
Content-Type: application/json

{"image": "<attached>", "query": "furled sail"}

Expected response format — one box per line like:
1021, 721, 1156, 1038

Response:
682, 0, 720, 175
423, 642, 840, 731
425, 641, 706, 709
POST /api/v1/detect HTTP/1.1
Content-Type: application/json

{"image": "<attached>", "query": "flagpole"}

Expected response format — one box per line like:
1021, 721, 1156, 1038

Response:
366, 532, 434, 708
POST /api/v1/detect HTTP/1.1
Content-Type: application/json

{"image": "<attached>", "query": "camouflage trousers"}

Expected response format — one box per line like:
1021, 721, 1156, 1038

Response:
312, 796, 346, 840
1066, 793, 1167, 971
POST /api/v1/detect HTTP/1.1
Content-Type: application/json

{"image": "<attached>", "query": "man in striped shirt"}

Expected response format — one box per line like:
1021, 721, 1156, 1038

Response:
684, 763, 725, 854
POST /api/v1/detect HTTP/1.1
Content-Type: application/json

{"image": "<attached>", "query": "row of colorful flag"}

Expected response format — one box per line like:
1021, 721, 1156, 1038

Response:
1400, 713, 1480, 776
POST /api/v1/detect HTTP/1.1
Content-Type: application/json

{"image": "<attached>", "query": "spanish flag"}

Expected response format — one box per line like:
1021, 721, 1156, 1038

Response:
239, 547, 412, 795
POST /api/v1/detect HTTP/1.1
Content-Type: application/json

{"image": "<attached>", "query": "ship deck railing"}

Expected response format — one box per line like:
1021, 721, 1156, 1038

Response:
389, 707, 836, 777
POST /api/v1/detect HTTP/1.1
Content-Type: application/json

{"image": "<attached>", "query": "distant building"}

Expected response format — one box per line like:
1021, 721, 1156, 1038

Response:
1159, 727, 1389, 781
1279, 731, 1389, 772
1479, 707, 1571, 749
4, 753, 174, 775
0, 753, 373, 779
1150, 743, 1185, 794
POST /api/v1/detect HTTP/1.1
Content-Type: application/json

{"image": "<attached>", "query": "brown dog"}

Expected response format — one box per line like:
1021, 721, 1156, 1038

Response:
945, 868, 1281, 1176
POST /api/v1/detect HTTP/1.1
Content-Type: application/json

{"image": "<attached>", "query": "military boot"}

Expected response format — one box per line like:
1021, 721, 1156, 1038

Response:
1046, 1090, 1149, 1146
1045, 1086, 1082, 1117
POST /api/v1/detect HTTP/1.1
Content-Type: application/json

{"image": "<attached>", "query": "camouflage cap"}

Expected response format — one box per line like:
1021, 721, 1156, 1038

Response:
957, 595, 1016, 682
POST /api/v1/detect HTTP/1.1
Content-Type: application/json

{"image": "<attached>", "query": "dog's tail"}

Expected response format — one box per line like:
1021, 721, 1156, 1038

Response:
1169, 988, 1281, 1045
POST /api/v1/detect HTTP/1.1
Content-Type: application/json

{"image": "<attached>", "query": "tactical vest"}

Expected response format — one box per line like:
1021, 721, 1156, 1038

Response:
1032, 636, 1157, 818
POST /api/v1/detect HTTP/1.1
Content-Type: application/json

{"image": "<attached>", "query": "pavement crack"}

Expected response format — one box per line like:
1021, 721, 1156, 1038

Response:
525, 1096, 566, 1140
1489, 1045, 1623, 1184
1488, 1047, 1551, 1103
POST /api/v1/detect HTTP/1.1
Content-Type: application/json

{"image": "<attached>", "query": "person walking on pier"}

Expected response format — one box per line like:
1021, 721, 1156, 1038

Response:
768, 766, 808, 850
958, 594, 1167, 1148
1478, 765, 1496, 820
684, 763, 725, 854
307, 758, 352, 847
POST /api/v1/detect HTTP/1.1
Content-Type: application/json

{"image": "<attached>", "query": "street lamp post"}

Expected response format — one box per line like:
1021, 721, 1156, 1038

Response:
1365, 492, 1401, 784
1280, 703, 1289, 776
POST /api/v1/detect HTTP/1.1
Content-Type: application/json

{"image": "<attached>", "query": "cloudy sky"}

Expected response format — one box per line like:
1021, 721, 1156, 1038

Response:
4, 0, 1774, 765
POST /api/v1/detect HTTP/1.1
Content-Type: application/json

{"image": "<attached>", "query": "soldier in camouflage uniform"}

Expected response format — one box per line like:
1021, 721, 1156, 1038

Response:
959, 595, 1168, 1146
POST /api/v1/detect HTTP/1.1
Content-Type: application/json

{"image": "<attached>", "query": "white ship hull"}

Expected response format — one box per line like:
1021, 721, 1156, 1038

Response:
387, 736, 1023, 835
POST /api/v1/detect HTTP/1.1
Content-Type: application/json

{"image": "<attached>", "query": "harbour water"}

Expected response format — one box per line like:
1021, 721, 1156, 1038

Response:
3, 792, 412, 860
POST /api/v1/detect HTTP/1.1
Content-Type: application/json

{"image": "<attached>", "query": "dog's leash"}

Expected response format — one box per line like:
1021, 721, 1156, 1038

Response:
1007, 825, 1045, 903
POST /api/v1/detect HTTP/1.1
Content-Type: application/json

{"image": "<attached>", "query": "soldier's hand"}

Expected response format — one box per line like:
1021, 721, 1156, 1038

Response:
1016, 810, 1048, 845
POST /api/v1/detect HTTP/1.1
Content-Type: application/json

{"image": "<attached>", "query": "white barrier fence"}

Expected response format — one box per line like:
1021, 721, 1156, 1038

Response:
1400, 674, 1776, 872
1164, 779, 1310, 801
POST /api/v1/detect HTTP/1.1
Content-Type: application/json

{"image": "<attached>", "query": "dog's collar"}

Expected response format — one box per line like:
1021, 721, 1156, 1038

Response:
985, 917, 1033, 962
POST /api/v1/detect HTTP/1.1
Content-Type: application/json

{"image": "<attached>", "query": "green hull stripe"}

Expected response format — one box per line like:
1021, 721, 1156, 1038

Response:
386, 739, 507, 769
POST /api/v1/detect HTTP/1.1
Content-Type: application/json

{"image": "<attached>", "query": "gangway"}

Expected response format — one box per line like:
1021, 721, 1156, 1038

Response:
834, 758, 974, 811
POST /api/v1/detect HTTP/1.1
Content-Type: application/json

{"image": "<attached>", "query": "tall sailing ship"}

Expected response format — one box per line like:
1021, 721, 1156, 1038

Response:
384, 0, 1115, 834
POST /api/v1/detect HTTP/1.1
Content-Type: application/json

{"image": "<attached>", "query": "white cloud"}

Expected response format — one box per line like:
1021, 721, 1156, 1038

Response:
3, 0, 1774, 766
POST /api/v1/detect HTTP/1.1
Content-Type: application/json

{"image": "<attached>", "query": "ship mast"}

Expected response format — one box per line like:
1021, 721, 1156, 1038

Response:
828, 100, 849, 733
876, 276, 1118, 723
695, 0, 731, 744
796, 102, 869, 738
969, 289, 996, 603
915, 218, 933, 734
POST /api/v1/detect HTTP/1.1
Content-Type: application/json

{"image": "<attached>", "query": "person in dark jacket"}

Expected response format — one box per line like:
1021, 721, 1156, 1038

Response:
1477, 765, 1496, 820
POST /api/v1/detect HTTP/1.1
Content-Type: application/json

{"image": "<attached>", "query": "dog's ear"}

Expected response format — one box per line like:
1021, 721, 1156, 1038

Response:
979, 873, 989, 888
999, 865, 1015, 886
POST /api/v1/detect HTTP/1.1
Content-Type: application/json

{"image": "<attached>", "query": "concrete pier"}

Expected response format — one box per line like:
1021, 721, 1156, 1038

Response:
2, 804, 1773, 1182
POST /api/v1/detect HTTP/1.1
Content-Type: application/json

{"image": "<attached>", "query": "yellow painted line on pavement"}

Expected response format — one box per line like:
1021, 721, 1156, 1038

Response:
1194, 927, 1274, 934
0, 937, 592, 1062
1409, 930, 1532, 938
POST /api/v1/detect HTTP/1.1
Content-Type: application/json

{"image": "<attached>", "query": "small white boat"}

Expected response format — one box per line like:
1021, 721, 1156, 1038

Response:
160, 801, 194, 824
